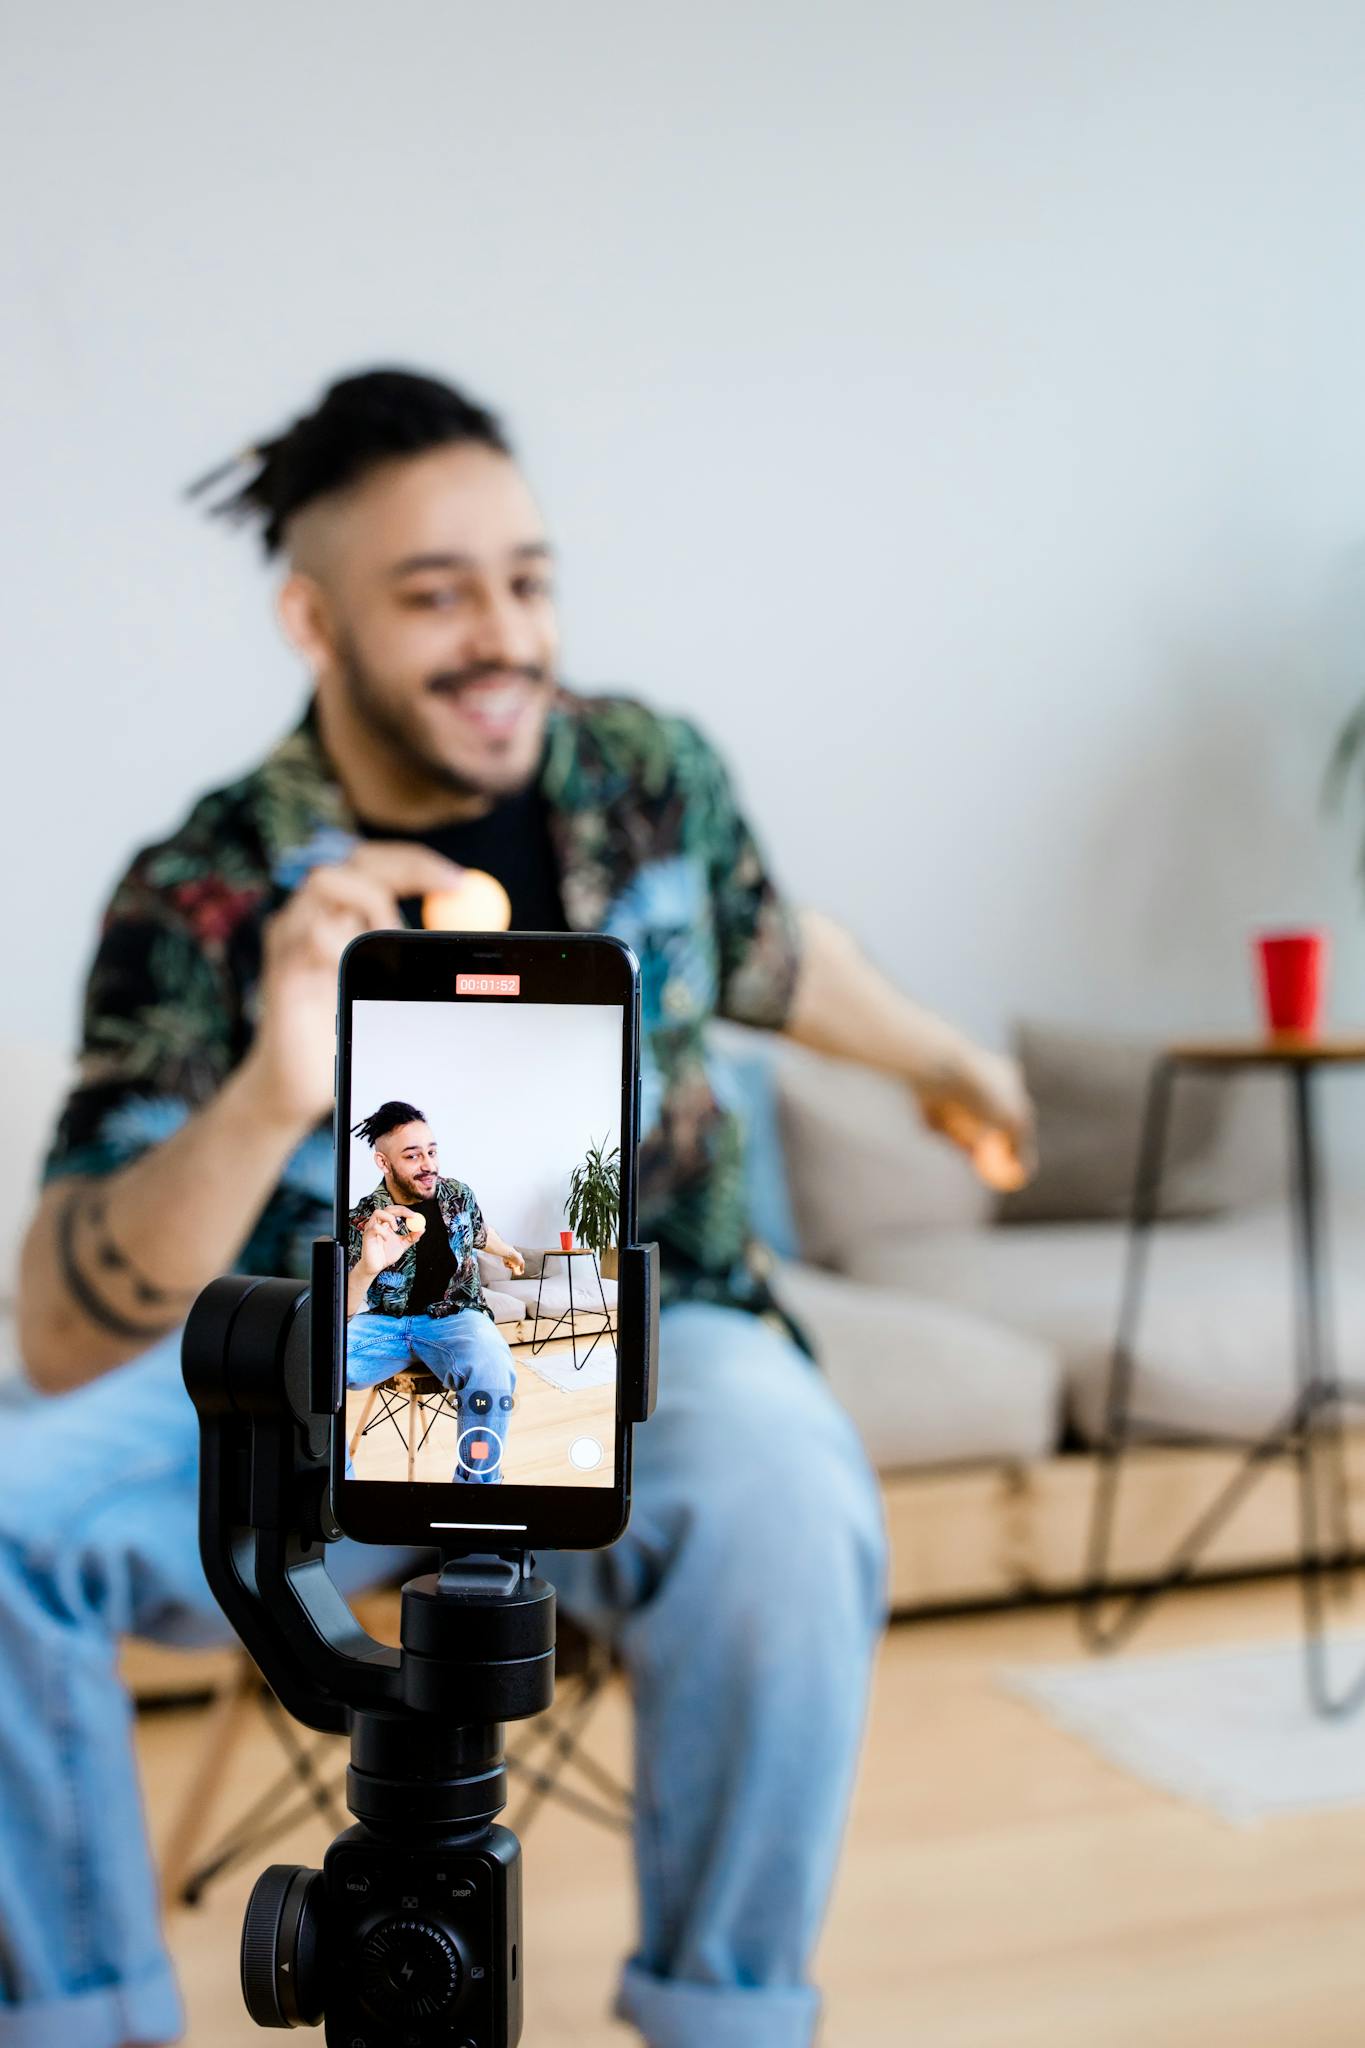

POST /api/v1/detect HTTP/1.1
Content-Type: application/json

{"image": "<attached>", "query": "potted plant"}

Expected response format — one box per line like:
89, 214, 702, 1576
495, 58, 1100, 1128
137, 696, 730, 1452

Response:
565, 1136, 621, 1278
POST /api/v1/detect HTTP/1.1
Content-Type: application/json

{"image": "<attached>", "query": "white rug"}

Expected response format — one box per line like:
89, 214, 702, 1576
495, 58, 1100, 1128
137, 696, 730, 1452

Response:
1001, 1634, 1365, 1825
515, 1328, 618, 1393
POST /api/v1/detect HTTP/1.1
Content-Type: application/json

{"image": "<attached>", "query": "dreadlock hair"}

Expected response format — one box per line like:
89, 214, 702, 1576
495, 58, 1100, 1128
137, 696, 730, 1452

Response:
184, 367, 512, 558
353, 1101, 427, 1150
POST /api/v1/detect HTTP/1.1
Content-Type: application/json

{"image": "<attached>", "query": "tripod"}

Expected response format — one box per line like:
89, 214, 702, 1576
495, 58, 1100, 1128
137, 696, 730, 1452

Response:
182, 1236, 657, 2045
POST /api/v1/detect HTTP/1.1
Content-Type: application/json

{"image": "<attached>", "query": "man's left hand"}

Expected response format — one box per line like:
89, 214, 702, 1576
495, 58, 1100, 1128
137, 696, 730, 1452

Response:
503, 1247, 526, 1278
914, 1047, 1036, 1189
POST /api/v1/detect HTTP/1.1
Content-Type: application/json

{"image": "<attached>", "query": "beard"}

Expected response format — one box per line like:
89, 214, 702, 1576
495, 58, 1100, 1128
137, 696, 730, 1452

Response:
335, 634, 551, 802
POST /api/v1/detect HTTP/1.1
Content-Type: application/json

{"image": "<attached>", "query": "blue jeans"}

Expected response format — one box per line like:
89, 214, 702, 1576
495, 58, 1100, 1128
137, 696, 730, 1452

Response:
0, 1302, 886, 2048
346, 1308, 516, 1483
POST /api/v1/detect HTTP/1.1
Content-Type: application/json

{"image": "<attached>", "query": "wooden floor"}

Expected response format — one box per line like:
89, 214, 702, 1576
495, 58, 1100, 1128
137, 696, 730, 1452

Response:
142, 1578, 1365, 2045
346, 1330, 617, 1488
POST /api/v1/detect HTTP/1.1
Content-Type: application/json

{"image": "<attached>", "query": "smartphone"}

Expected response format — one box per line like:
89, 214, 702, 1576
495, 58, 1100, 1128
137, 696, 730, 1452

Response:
331, 930, 641, 1551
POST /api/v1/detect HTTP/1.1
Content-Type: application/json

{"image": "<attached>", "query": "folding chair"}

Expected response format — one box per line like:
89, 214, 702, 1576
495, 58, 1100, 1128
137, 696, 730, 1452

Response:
347, 1365, 455, 1481
158, 1601, 631, 1908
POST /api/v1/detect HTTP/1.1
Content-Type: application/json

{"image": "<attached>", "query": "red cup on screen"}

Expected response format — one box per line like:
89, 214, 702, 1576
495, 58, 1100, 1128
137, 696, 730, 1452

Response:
1255, 929, 1327, 1038
559, 1229, 574, 1250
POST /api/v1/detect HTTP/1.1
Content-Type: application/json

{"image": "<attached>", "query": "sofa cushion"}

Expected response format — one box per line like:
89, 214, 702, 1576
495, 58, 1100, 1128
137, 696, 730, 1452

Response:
480, 1249, 547, 1283
768, 1039, 990, 1268
844, 1205, 1365, 1444
997, 1020, 1283, 1226
770, 1257, 1062, 1469
482, 1288, 528, 1325
498, 1275, 618, 1318
707, 1025, 801, 1259
481, 1248, 600, 1284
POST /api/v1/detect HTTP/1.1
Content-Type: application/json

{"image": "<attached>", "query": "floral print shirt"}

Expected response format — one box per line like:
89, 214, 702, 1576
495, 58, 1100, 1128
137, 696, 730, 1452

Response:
347, 1176, 489, 1322
43, 692, 803, 1325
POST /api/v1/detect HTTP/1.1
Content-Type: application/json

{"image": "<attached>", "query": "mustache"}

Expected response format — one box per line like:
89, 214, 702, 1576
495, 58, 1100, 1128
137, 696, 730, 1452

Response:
426, 661, 549, 694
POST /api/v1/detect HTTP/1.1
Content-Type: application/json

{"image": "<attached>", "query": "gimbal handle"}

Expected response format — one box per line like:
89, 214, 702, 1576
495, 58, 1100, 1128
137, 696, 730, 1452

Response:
181, 1236, 660, 1736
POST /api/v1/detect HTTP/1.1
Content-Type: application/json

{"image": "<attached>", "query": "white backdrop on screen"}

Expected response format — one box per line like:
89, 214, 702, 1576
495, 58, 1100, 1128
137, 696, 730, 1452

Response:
346, 1002, 623, 1252
9, 1, 1365, 1081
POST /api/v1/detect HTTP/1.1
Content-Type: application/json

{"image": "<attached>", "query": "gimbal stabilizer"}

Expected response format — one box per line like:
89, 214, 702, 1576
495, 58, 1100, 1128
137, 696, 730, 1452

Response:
181, 1235, 658, 2047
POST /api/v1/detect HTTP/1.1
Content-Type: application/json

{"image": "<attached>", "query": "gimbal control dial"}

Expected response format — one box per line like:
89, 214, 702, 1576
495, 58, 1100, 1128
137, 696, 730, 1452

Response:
359, 1915, 462, 2020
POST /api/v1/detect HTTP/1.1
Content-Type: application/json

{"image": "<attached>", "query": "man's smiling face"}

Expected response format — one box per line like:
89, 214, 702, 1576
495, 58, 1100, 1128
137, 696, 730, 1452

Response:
286, 442, 559, 805
376, 1120, 440, 1205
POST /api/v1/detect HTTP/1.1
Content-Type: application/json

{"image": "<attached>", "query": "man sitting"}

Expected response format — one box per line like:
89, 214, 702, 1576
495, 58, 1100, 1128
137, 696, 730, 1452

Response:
8, 366, 1030, 2048
346, 1098, 521, 1482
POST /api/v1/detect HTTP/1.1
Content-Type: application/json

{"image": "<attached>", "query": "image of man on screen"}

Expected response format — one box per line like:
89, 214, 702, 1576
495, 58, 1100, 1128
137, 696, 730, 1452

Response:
346, 1098, 523, 1483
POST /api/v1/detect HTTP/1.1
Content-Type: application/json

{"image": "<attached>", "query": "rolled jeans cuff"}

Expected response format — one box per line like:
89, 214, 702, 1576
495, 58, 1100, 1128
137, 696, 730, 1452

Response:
0, 1961, 182, 2048
615, 1959, 820, 2048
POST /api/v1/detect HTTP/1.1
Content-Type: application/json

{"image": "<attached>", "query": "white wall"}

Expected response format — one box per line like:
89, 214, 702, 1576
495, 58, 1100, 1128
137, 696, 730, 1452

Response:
346, 1001, 622, 1250
8, 1, 1365, 1067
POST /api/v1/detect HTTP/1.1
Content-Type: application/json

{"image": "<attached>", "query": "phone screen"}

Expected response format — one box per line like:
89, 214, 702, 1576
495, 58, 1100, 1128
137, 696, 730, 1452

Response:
333, 934, 638, 1546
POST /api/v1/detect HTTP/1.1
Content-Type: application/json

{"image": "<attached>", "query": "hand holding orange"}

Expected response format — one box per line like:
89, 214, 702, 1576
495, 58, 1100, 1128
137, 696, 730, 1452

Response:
422, 870, 512, 933
933, 1101, 1030, 1193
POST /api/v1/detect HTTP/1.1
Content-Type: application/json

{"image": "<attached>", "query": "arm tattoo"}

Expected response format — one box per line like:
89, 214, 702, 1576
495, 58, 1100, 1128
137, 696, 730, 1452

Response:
85, 1192, 198, 1307
56, 1186, 189, 1342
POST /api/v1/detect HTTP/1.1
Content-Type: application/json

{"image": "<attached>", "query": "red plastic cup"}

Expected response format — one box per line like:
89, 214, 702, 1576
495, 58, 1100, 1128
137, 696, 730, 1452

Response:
1255, 929, 1327, 1038
559, 1229, 574, 1250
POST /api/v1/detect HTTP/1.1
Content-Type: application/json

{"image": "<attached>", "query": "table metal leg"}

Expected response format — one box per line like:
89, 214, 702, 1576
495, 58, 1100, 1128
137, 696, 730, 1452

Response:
590, 1253, 616, 1369
1289, 1064, 1365, 1716
1083, 1052, 1365, 1718
1080, 1058, 1178, 1650
530, 1257, 552, 1355
1081, 1058, 1309, 1654
564, 1253, 614, 1373
528, 1252, 605, 1367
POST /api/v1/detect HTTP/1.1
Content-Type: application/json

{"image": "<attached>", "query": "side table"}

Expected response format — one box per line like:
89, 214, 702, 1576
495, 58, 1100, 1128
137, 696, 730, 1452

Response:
527, 1246, 616, 1372
1080, 1036, 1365, 1716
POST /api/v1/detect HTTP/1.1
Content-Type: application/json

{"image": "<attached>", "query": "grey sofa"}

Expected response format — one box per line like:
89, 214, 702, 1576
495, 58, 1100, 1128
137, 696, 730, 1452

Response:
724, 1024, 1364, 1607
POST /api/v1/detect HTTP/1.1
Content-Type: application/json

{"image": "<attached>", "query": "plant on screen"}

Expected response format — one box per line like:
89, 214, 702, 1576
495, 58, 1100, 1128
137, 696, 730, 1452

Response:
565, 1137, 620, 1258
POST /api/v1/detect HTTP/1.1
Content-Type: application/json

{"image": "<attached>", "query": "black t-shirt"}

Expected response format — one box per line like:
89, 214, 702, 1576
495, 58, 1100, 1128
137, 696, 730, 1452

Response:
409, 1197, 458, 1314
357, 781, 569, 933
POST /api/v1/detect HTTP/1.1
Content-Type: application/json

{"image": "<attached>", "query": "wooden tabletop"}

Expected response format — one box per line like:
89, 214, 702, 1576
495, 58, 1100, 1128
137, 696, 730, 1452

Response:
1165, 1036, 1365, 1066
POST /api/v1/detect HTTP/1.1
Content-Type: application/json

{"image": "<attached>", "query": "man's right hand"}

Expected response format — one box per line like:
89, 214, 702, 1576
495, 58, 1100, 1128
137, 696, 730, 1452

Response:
358, 1205, 425, 1277
20, 848, 463, 1393
239, 844, 468, 1132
